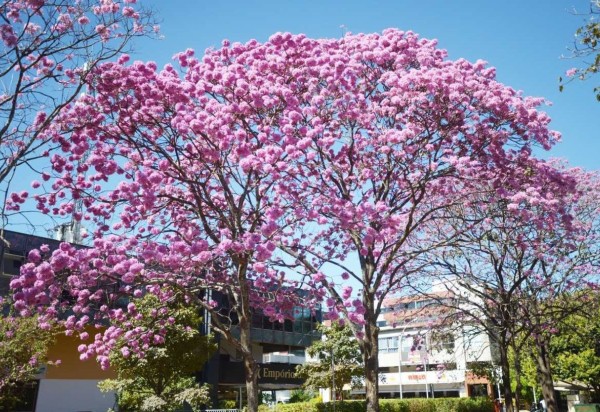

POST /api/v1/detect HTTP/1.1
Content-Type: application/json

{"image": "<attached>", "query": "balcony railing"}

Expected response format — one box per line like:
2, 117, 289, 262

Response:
262, 353, 305, 365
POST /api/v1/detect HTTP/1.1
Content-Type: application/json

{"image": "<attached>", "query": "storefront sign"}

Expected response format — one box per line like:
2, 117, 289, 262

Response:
407, 373, 427, 381
220, 361, 302, 386
259, 366, 297, 381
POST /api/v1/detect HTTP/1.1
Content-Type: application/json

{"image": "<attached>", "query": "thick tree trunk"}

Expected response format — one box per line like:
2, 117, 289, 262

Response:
514, 366, 523, 411
512, 342, 523, 411
237, 258, 260, 412
498, 339, 515, 412
534, 335, 558, 412
240, 310, 260, 412
243, 357, 259, 412
591, 386, 600, 403
363, 307, 380, 412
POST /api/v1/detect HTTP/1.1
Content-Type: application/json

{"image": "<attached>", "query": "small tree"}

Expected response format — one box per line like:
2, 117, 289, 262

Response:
98, 294, 215, 412
422, 165, 599, 412
296, 323, 363, 400
0, 300, 55, 410
549, 291, 600, 402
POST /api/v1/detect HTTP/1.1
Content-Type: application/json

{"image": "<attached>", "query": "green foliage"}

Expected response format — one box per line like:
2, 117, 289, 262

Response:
219, 399, 238, 409
466, 362, 495, 384
561, 2, 600, 100
289, 388, 317, 403
257, 398, 494, 412
0, 305, 56, 411
296, 323, 363, 399
380, 398, 494, 412
507, 341, 539, 403
98, 294, 216, 412
549, 292, 600, 401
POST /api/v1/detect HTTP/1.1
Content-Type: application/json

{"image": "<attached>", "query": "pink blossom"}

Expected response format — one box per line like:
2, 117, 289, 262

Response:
342, 286, 353, 300
565, 68, 578, 77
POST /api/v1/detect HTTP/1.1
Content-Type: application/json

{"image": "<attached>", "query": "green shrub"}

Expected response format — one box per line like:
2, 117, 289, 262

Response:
258, 402, 319, 412
219, 399, 238, 409
380, 399, 411, 412
290, 389, 317, 403
256, 398, 494, 412
316, 400, 366, 412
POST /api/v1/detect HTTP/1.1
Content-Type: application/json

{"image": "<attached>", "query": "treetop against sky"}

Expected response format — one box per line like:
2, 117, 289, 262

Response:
135, 0, 598, 171
5, 1, 599, 236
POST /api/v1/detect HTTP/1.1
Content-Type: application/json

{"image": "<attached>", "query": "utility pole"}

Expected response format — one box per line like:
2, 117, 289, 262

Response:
331, 347, 336, 412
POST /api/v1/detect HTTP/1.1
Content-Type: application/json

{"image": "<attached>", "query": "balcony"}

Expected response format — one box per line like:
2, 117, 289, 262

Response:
262, 353, 305, 365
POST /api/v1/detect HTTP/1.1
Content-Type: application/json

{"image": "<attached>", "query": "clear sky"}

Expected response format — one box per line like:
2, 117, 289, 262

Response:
134, 0, 599, 171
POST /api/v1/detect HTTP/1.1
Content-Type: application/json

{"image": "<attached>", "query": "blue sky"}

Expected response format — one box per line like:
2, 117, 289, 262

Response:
135, 0, 599, 171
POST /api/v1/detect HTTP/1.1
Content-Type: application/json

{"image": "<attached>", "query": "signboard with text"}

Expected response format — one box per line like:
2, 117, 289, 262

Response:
219, 361, 303, 386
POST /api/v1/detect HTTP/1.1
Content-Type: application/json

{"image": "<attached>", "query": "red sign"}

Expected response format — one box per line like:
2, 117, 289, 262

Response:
407, 374, 427, 381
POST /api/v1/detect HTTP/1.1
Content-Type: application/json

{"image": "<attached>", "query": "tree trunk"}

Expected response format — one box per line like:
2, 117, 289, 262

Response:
362, 307, 380, 412
240, 312, 260, 412
498, 339, 515, 412
514, 367, 523, 411
591, 385, 600, 403
534, 334, 558, 412
512, 342, 523, 411
237, 258, 260, 412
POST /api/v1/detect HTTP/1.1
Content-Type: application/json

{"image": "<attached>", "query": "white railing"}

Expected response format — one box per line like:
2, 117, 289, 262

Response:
262, 353, 305, 364
204, 409, 239, 412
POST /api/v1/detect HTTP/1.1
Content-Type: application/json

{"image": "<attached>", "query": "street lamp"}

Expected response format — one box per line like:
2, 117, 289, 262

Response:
331, 347, 336, 412
397, 334, 403, 399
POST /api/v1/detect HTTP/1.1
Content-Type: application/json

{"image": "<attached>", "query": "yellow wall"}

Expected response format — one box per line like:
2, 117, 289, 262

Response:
45, 328, 116, 380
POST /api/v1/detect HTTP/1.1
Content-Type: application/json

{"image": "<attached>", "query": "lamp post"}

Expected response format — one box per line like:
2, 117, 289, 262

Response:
398, 334, 403, 399
331, 347, 336, 412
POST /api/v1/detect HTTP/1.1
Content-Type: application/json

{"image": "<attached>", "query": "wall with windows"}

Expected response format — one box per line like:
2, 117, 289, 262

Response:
363, 295, 494, 399
0, 231, 115, 412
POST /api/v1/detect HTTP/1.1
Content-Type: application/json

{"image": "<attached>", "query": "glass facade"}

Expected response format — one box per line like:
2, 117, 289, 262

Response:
245, 304, 322, 347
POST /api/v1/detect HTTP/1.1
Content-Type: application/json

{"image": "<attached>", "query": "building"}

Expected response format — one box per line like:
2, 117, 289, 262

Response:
202, 290, 322, 406
1, 230, 117, 412
351, 290, 495, 399
1, 229, 321, 410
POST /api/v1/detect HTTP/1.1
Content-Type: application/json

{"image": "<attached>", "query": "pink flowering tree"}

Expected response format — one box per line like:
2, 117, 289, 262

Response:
0, 0, 155, 230
9, 29, 574, 412
421, 164, 599, 412
9, 39, 323, 411
518, 167, 600, 412
260, 30, 571, 412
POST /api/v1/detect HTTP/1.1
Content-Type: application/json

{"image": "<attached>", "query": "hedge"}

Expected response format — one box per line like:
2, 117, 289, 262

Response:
257, 397, 494, 412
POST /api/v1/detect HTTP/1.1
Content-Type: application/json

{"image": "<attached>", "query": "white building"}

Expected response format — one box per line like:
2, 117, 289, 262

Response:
353, 291, 496, 399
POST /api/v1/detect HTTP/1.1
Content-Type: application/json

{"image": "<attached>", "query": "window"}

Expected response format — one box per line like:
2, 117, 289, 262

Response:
293, 320, 303, 333
252, 313, 263, 328
378, 336, 399, 353
284, 319, 293, 332
431, 333, 455, 352
379, 366, 398, 373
